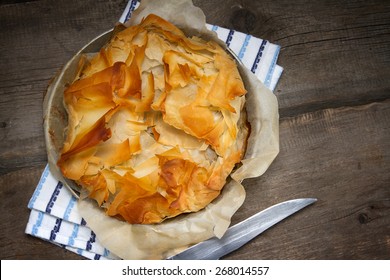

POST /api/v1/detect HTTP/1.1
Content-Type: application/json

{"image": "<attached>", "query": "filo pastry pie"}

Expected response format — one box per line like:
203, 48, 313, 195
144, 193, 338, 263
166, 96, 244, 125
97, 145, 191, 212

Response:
57, 14, 249, 224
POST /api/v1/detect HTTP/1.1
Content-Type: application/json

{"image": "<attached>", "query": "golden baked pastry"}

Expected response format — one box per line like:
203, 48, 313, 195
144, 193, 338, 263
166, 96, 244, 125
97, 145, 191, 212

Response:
57, 14, 248, 224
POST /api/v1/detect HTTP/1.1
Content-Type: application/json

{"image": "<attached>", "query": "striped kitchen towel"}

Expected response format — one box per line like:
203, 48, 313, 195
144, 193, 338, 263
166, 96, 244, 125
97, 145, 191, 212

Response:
25, 0, 283, 260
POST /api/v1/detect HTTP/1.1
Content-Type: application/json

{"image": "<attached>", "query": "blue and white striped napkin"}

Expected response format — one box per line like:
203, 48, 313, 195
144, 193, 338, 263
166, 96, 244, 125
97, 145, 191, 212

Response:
25, 0, 283, 260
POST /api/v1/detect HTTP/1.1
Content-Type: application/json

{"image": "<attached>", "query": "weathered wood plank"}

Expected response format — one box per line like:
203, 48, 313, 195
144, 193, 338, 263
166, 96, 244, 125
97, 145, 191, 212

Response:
269, 0, 390, 117
226, 100, 390, 259
196, 0, 390, 116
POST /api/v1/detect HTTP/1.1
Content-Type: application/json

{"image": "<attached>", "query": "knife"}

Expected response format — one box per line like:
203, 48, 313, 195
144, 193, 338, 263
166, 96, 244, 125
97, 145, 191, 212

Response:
167, 198, 317, 260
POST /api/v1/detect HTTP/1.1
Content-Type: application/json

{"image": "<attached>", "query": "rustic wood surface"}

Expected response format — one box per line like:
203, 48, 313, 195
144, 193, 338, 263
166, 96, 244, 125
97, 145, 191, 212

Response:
0, 0, 389, 260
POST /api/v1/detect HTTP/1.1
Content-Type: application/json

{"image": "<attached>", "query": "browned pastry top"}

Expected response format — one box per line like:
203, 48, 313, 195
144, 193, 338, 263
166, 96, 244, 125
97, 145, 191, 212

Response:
58, 14, 248, 224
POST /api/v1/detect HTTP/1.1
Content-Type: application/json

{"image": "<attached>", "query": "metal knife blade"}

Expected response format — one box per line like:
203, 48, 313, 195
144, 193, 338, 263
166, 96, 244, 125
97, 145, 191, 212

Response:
167, 198, 317, 260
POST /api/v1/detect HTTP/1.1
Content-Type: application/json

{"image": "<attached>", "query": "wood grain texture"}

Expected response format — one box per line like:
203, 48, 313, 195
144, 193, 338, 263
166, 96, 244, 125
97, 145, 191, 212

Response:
227, 101, 390, 259
0, 0, 389, 260
196, 0, 390, 116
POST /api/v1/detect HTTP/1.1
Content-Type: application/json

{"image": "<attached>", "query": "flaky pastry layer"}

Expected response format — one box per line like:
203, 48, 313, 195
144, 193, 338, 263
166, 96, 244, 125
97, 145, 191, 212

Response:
57, 14, 248, 224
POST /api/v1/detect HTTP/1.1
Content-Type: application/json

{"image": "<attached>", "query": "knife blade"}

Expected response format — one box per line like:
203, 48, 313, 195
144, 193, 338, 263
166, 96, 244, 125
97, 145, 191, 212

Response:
167, 198, 317, 260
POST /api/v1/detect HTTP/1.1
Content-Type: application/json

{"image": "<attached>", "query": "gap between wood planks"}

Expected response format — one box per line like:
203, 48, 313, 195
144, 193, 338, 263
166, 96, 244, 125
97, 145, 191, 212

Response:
279, 97, 390, 120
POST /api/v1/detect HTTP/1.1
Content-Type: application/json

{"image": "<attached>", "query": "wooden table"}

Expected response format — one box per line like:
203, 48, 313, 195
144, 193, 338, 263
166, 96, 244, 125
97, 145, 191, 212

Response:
1, 0, 389, 260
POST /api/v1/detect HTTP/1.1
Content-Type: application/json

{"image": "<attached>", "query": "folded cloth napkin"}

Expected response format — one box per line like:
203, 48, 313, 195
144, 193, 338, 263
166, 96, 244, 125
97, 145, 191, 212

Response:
25, 0, 283, 260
